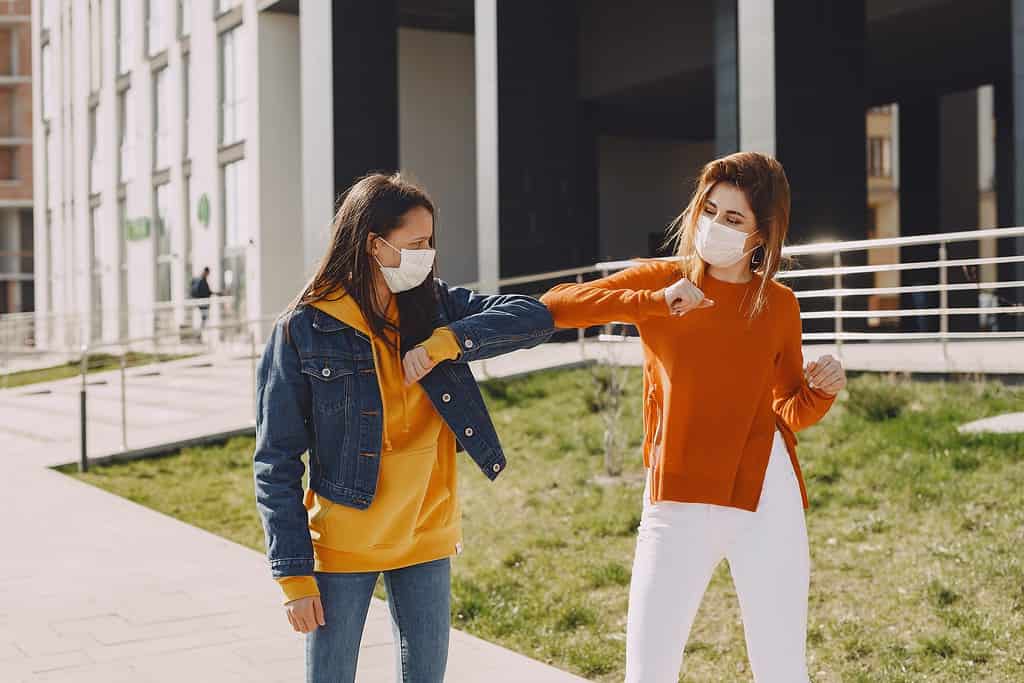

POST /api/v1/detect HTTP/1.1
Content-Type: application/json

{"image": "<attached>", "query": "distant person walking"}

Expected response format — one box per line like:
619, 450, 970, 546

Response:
189, 267, 218, 331
253, 173, 554, 683
542, 152, 847, 682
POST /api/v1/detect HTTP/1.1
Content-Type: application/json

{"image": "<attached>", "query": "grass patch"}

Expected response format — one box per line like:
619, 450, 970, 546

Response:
62, 370, 1024, 681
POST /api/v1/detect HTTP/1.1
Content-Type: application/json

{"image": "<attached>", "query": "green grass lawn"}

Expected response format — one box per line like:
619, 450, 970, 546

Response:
4, 351, 194, 389
60, 368, 1024, 682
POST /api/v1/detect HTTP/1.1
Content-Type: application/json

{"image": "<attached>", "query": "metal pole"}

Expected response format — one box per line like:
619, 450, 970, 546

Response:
939, 241, 949, 366
250, 328, 257, 422
120, 349, 128, 450
576, 273, 585, 360
79, 345, 89, 473
833, 252, 843, 360
1, 316, 9, 390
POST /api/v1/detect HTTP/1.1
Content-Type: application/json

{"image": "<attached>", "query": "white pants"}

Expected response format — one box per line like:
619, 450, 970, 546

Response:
625, 431, 810, 683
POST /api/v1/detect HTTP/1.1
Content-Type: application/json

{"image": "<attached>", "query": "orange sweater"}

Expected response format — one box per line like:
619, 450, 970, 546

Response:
276, 292, 463, 604
540, 260, 835, 511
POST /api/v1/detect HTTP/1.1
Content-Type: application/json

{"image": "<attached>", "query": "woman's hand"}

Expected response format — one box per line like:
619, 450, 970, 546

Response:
805, 354, 846, 396
663, 278, 715, 317
285, 595, 326, 634
403, 346, 438, 386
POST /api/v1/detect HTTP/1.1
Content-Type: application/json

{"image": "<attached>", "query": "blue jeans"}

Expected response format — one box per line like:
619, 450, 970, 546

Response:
306, 558, 451, 683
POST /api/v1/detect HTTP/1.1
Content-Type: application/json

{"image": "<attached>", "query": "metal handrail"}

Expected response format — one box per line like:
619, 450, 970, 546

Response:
781, 225, 1024, 256
794, 280, 1024, 299
459, 225, 1024, 291
0, 294, 236, 324
73, 313, 279, 473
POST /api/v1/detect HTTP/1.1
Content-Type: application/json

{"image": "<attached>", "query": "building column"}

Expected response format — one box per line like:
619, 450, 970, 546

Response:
300, 0, 334, 273
474, 0, 499, 293
897, 95, 941, 332
714, 0, 739, 156
331, 1, 398, 195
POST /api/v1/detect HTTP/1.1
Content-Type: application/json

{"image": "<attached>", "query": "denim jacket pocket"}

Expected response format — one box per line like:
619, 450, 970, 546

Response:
300, 356, 355, 416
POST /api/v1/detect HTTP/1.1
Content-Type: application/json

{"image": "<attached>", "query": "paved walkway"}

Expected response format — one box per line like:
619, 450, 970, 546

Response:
959, 412, 1024, 434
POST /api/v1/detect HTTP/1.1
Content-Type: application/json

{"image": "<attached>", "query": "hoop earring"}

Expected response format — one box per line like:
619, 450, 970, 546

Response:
750, 244, 765, 269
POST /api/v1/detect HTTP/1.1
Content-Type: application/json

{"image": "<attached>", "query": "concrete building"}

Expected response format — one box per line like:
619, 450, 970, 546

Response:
32, 0, 1024, 348
0, 0, 32, 315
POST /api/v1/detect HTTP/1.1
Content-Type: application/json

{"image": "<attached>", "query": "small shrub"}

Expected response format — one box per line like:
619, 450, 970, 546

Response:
928, 581, 960, 608
920, 635, 956, 659
556, 604, 597, 631
588, 562, 631, 588
845, 377, 912, 421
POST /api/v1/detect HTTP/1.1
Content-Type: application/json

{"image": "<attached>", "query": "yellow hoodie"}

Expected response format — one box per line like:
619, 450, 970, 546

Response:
276, 291, 463, 603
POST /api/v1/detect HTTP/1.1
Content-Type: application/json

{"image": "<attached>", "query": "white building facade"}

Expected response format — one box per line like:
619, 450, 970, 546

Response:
32, 0, 307, 348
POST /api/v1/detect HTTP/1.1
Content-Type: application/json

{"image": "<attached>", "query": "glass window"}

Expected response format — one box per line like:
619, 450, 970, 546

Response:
0, 89, 15, 138
182, 52, 190, 158
0, 28, 16, 76
867, 137, 891, 179
155, 183, 172, 302
119, 88, 134, 183
117, 0, 133, 75
217, 0, 240, 15
89, 104, 100, 192
183, 174, 192, 291
41, 43, 53, 121
90, 0, 103, 91
153, 67, 169, 169
90, 204, 103, 341
146, 0, 165, 56
0, 147, 16, 181
178, 0, 190, 37
222, 159, 245, 247
219, 28, 243, 145
42, 0, 57, 29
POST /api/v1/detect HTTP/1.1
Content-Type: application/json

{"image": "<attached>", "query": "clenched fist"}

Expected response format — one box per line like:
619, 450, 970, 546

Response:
805, 354, 846, 396
285, 595, 326, 634
663, 278, 715, 317
403, 345, 438, 386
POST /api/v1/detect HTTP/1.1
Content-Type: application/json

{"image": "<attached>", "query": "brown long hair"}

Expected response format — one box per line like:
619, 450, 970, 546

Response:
664, 152, 791, 318
282, 173, 439, 352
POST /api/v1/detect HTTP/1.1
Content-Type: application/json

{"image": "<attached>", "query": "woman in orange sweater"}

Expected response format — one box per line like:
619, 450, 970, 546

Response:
541, 152, 846, 682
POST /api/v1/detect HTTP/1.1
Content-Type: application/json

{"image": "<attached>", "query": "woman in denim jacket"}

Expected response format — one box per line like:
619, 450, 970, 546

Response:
253, 173, 554, 683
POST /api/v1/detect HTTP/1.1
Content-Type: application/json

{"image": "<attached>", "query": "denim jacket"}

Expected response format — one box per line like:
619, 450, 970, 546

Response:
253, 280, 555, 578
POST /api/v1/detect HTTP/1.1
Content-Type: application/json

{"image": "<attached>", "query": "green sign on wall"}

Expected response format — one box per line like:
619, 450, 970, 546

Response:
197, 193, 211, 227
124, 217, 151, 241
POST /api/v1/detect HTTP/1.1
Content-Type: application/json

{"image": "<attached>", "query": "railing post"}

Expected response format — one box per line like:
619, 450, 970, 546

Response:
833, 252, 843, 360
250, 328, 257, 423
120, 349, 128, 450
1, 316, 9, 390
939, 241, 949, 365
79, 345, 89, 473
576, 273, 585, 360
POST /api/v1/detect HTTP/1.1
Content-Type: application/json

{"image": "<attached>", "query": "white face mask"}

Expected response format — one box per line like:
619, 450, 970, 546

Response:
695, 214, 759, 267
375, 237, 436, 293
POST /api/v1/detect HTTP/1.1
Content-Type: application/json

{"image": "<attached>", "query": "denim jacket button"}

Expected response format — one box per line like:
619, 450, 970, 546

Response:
464, 339, 474, 349
442, 393, 452, 403
464, 427, 474, 437
492, 463, 501, 473
321, 368, 331, 377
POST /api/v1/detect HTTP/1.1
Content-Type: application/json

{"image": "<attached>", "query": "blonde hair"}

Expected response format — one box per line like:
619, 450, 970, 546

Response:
665, 152, 791, 318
